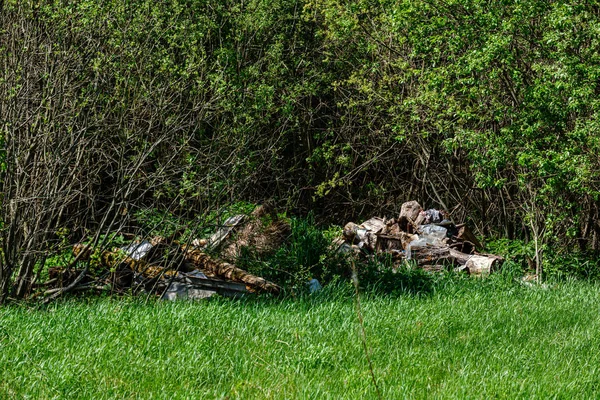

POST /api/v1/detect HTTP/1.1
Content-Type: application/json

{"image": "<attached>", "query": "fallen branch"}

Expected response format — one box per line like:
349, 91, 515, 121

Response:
181, 245, 281, 295
41, 242, 98, 303
42, 265, 90, 303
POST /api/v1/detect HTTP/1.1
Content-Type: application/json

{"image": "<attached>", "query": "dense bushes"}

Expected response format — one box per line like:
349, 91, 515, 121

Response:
1, 0, 600, 299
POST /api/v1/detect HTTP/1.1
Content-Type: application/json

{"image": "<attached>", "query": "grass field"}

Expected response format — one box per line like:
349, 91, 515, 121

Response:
2, 276, 600, 399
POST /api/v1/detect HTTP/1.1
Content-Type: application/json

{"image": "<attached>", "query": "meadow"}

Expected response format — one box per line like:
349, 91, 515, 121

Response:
2, 276, 600, 399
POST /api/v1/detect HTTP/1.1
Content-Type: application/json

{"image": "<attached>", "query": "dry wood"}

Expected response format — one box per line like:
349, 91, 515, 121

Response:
410, 245, 502, 276
66, 238, 280, 296
221, 217, 290, 261
411, 245, 454, 266
455, 224, 482, 250
398, 201, 422, 233
399, 201, 422, 222
181, 245, 281, 295
42, 243, 98, 302
73, 242, 178, 280
200, 214, 246, 250
361, 217, 386, 233
343, 218, 385, 251
464, 255, 496, 276
343, 222, 361, 241
376, 232, 417, 251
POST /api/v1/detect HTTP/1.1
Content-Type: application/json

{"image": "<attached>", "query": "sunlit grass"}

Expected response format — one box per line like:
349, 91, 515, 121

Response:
2, 278, 600, 398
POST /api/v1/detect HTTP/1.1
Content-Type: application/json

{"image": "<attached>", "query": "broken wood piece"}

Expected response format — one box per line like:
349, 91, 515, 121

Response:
409, 245, 503, 276
361, 217, 386, 233
202, 214, 246, 251
181, 245, 281, 295
399, 201, 422, 222
447, 248, 502, 275
410, 245, 454, 267
73, 242, 178, 281
343, 218, 385, 251
399, 201, 422, 233
455, 224, 482, 251
464, 255, 497, 277
221, 217, 290, 261
343, 222, 361, 241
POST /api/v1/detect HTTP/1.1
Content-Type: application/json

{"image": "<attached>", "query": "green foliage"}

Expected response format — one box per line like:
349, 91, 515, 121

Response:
41, 251, 75, 282
7, 0, 600, 225
133, 209, 189, 239
237, 214, 350, 288
308, 0, 600, 241
486, 238, 600, 281
544, 253, 600, 282
133, 202, 258, 242
3, 0, 600, 290
486, 238, 535, 272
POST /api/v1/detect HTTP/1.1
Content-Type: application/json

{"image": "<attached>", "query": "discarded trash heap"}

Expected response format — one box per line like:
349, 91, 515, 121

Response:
339, 201, 503, 276
45, 201, 503, 302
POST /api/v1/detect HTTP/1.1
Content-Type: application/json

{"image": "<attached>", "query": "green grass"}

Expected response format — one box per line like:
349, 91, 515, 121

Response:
2, 278, 600, 399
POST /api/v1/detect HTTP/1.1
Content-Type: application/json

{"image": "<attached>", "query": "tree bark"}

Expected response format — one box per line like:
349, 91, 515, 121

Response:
181, 245, 281, 295
411, 245, 502, 276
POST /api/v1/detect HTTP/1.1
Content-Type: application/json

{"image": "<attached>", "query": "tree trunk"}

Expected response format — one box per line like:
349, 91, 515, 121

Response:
181, 245, 281, 295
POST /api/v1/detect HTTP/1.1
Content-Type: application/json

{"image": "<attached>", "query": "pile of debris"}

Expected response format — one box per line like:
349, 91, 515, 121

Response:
42, 201, 502, 302
44, 205, 287, 302
338, 201, 503, 275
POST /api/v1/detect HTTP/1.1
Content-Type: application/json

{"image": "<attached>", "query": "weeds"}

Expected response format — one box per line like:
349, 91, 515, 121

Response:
237, 213, 350, 289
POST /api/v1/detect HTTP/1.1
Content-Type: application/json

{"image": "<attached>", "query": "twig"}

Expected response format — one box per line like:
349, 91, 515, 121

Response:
42, 264, 89, 304
352, 260, 382, 400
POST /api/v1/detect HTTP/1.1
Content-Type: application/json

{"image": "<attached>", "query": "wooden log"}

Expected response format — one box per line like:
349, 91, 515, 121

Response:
449, 248, 503, 275
410, 245, 503, 276
181, 245, 281, 295
464, 255, 496, 277
73, 243, 178, 280
411, 245, 454, 266
343, 222, 361, 242
72, 240, 279, 294
376, 232, 417, 251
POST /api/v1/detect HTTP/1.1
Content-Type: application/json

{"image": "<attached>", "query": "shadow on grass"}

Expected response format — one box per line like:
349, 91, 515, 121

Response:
359, 266, 435, 298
